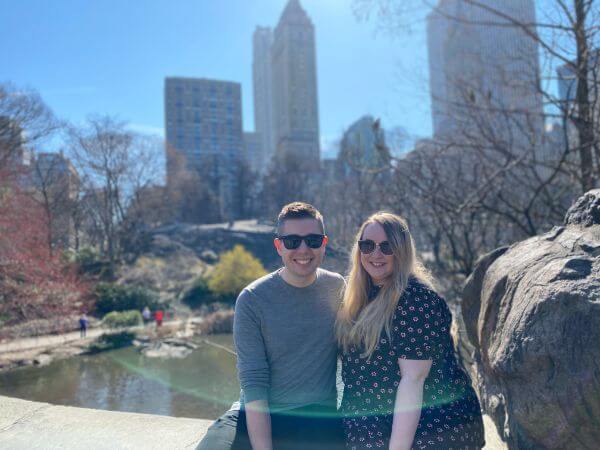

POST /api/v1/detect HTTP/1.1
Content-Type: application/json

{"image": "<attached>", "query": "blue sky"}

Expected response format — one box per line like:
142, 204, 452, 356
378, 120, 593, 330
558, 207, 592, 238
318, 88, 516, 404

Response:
1, 0, 433, 157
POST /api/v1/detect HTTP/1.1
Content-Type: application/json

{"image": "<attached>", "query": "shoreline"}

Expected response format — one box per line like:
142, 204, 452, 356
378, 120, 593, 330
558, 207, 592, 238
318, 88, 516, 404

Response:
0, 318, 190, 373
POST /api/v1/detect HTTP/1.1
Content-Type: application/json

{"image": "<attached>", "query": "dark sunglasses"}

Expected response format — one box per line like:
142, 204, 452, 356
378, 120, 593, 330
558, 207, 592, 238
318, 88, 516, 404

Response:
358, 239, 394, 255
277, 234, 325, 250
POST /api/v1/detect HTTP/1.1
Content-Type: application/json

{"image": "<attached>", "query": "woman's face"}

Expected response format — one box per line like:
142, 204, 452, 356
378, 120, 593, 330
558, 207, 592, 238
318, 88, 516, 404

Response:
360, 222, 395, 285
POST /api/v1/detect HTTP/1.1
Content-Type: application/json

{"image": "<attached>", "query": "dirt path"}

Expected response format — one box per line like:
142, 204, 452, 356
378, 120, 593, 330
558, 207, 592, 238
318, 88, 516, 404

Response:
0, 319, 186, 354
0, 319, 190, 371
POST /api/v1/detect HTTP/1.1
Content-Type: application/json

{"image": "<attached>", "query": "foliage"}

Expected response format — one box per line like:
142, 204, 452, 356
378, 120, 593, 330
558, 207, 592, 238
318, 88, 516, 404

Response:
94, 282, 160, 315
102, 310, 143, 329
0, 180, 91, 325
64, 247, 112, 278
207, 245, 267, 302
88, 331, 136, 353
181, 276, 220, 308
196, 309, 234, 335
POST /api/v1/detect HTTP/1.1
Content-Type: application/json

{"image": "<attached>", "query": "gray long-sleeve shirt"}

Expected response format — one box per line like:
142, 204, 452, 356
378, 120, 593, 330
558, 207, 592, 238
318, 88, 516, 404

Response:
233, 268, 345, 412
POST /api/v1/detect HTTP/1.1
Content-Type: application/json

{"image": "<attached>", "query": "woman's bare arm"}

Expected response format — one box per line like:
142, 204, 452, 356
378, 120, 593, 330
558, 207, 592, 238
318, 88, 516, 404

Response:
389, 358, 432, 450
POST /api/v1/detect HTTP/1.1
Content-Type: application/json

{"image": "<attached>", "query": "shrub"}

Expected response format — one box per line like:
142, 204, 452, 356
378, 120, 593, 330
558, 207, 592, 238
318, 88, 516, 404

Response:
65, 247, 112, 278
102, 310, 143, 329
208, 245, 267, 302
88, 331, 135, 353
196, 309, 234, 335
181, 276, 220, 308
94, 282, 160, 315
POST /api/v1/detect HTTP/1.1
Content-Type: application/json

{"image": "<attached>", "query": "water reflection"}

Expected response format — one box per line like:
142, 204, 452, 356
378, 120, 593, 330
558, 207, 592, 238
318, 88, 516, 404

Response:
0, 334, 239, 420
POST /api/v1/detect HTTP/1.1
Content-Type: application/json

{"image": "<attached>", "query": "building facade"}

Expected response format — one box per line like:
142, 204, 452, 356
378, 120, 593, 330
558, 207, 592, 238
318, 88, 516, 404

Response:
271, 0, 320, 170
164, 77, 244, 220
252, 26, 274, 173
243, 131, 262, 173
427, 0, 543, 151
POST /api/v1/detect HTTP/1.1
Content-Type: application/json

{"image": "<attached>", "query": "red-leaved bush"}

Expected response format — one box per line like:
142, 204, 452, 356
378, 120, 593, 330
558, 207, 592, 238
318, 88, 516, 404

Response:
0, 170, 91, 327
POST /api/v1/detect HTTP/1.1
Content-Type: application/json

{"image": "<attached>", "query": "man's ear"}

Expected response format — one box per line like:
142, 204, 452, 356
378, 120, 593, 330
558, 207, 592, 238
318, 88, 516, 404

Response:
323, 236, 329, 246
274, 238, 283, 255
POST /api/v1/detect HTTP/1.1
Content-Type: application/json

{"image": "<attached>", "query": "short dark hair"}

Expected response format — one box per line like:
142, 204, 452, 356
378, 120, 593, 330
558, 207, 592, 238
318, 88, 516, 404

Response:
276, 202, 325, 235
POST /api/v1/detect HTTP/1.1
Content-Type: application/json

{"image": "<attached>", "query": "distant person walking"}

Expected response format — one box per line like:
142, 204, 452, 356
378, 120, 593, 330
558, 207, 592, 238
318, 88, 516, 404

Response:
142, 306, 151, 324
79, 313, 89, 338
155, 309, 164, 327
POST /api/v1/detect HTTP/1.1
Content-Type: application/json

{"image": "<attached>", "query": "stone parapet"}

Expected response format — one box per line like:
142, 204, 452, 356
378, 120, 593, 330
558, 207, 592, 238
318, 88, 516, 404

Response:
0, 395, 210, 449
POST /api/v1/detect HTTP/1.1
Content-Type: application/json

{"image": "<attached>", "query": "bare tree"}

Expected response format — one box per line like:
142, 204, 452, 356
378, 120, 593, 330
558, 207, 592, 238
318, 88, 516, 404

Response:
164, 143, 222, 224
28, 152, 80, 254
355, 0, 599, 191
68, 116, 162, 272
0, 83, 59, 175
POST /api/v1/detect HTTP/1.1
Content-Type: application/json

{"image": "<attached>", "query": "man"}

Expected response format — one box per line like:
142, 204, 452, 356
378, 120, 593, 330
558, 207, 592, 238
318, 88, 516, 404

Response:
197, 202, 345, 450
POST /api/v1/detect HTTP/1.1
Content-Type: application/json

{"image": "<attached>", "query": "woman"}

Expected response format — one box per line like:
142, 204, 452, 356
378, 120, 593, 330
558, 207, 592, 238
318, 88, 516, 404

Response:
336, 212, 484, 450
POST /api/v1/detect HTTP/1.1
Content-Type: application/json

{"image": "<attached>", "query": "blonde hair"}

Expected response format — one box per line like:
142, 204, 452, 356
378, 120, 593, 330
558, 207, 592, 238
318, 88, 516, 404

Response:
335, 212, 434, 359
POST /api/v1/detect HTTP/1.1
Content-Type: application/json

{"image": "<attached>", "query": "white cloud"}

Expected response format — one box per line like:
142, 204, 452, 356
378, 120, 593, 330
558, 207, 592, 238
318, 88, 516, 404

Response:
128, 123, 165, 137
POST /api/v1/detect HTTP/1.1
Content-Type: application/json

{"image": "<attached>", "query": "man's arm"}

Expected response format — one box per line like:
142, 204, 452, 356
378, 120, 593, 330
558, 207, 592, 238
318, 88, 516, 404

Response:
234, 290, 272, 450
245, 400, 272, 450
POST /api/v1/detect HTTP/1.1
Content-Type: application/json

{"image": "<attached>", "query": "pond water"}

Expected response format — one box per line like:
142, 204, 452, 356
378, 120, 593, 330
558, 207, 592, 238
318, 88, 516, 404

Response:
0, 334, 239, 420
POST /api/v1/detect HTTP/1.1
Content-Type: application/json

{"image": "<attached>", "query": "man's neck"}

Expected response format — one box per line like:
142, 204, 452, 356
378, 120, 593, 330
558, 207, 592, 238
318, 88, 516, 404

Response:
280, 268, 318, 288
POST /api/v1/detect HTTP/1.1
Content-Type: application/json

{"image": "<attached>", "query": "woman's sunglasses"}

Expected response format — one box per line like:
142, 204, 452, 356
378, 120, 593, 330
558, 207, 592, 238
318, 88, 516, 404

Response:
358, 239, 394, 255
277, 234, 325, 250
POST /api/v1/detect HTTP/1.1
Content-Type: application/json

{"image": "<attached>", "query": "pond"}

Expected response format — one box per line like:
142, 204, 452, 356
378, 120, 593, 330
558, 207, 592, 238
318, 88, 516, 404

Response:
0, 334, 239, 420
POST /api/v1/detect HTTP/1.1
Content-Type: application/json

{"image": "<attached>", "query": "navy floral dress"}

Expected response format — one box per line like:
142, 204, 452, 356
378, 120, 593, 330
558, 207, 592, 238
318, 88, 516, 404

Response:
340, 278, 485, 450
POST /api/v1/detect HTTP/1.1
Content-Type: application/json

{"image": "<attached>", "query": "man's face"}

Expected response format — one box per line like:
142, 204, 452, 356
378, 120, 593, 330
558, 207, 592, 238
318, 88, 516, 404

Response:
275, 218, 327, 282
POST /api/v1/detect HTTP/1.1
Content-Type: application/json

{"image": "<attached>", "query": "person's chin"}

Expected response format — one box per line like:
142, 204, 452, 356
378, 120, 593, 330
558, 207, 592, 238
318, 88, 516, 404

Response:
368, 270, 390, 284
289, 260, 318, 276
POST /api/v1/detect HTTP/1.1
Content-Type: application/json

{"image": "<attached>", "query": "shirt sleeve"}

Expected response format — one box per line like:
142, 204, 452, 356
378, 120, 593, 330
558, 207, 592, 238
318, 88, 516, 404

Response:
392, 284, 446, 361
233, 289, 270, 404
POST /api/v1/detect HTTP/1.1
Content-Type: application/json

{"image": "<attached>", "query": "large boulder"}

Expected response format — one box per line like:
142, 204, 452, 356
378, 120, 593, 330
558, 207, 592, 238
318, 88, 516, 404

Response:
462, 190, 600, 449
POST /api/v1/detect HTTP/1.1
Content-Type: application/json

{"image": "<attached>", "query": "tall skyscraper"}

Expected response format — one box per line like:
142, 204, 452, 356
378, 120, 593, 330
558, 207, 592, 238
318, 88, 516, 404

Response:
164, 77, 244, 219
271, 0, 320, 169
427, 0, 543, 147
252, 26, 274, 173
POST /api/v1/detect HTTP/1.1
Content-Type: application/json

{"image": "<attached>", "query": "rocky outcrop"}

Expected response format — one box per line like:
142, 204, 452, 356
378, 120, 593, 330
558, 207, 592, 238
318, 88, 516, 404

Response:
119, 219, 349, 303
462, 190, 600, 449
143, 219, 348, 273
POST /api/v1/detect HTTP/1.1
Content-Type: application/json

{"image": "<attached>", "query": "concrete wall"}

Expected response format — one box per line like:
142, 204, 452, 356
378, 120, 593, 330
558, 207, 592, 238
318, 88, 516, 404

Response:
0, 395, 211, 449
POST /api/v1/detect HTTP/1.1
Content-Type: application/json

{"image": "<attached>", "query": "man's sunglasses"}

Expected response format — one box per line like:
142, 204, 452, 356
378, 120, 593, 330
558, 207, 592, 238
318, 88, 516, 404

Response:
358, 239, 394, 255
276, 234, 326, 250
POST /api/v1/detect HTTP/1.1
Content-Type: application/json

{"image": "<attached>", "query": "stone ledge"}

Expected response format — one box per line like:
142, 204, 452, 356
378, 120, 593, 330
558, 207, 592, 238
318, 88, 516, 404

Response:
0, 395, 505, 449
0, 395, 210, 449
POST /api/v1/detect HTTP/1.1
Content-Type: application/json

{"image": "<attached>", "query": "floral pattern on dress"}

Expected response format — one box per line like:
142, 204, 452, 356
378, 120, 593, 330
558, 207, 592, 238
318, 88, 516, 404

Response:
341, 278, 485, 450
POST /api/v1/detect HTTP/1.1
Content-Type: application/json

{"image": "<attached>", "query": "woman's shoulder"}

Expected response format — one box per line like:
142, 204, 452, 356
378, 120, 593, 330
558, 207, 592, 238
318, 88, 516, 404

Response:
400, 276, 446, 310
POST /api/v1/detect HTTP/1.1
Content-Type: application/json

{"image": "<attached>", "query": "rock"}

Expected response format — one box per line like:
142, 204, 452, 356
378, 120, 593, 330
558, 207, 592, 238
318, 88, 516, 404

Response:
462, 190, 600, 449
564, 188, 600, 227
200, 249, 218, 263
162, 338, 198, 349
32, 354, 52, 366
140, 340, 195, 359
